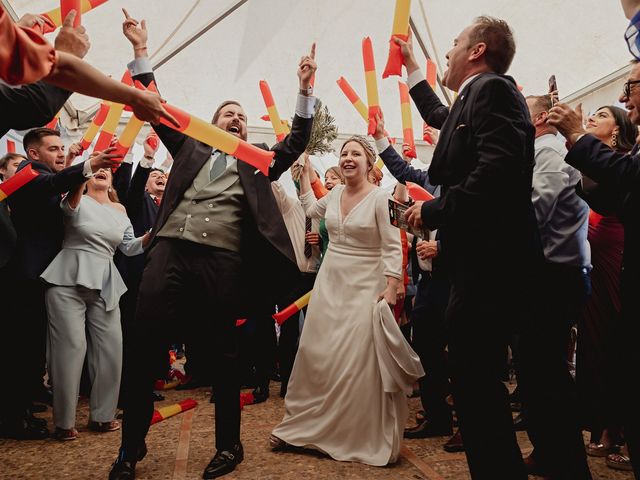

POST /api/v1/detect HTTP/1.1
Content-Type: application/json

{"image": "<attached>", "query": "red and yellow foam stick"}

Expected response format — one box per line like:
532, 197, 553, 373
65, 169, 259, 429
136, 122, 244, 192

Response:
336, 76, 369, 123
38, 0, 108, 33
112, 82, 158, 158
157, 103, 274, 176
398, 81, 416, 158
406, 181, 434, 202
93, 71, 133, 153
259, 80, 287, 142
272, 291, 311, 326
6, 140, 16, 153
260, 115, 290, 134
383, 0, 411, 78
423, 59, 438, 144
0, 164, 39, 201
80, 102, 110, 151
362, 37, 382, 135
150, 398, 197, 425
45, 110, 61, 130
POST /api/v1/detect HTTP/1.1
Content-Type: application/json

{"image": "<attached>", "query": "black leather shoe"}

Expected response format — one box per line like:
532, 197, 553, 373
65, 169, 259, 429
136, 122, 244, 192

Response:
251, 387, 269, 404
108, 443, 147, 480
404, 420, 453, 439
0, 417, 49, 440
513, 413, 526, 431
202, 443, 243, 479
443, 430, 465, 453
108, 459, 136, 480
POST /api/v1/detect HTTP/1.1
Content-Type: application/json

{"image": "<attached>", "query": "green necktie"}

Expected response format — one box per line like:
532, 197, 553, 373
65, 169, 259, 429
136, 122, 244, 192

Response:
210, 152, 227, 181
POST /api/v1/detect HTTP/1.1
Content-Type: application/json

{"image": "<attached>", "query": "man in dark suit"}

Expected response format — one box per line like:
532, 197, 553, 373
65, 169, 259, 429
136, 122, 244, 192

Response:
548, 60, 640, 477
110, 13, 316, 480
401, 17, 542, 479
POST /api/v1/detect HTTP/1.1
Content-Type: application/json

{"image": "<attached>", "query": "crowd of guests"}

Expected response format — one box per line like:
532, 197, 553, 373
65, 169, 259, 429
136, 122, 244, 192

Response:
4, 2, 640, 480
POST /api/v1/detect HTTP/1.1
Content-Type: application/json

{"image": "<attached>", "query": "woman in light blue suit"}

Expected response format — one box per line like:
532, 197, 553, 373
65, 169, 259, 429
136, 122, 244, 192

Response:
41, 159, 149, 441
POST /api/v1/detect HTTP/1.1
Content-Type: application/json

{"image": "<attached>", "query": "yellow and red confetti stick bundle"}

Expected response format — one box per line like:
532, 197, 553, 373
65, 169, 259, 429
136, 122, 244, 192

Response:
92, 71, 133, 153
150, 398, 197, 425
0, 164, 39, 201
382, 0, 411, 78
362, 37, 381, 136
259, 80, 287, 142
39, 0, 108, 34
80, 103, 110, 151
398, 81, 416, 158
272, 291, 312, 326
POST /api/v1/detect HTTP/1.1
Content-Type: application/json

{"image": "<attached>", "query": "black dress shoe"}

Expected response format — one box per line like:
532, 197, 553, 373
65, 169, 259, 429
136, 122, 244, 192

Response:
0, 416, 49, 440
404, 420, 453, 439
108, 443, 147, 480
513, 413, 526, 431
443, 430, 465, 453
251, 387, 269, 404
202, 443, 243, 479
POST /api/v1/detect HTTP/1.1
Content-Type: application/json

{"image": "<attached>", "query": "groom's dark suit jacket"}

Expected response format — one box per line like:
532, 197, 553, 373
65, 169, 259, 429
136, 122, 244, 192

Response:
135, 71, 312, 315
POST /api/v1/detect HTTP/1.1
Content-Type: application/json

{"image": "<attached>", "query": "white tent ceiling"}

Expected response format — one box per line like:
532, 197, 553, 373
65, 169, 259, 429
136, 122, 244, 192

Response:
5, 0, 632, 140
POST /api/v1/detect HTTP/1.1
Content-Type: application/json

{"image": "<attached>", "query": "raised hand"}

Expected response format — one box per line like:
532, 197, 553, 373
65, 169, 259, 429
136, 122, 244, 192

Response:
298, 43, 317, 89
54, 11, 90, 59
65, 142, 83, 168
89, 147, 124, 172
122, 8, 148, 53
373, 112, 386, 140
393, 30, 419, 74
547, 102, 586, 147
129, 90, 180, 128
16, 13, 50, 30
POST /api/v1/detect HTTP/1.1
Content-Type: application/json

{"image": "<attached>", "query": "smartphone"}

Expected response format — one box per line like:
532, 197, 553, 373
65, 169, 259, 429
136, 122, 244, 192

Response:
548, 75, 559, 106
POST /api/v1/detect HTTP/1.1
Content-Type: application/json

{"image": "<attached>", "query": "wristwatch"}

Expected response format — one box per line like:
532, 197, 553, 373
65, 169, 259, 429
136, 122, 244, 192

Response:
299, 86, 313, 96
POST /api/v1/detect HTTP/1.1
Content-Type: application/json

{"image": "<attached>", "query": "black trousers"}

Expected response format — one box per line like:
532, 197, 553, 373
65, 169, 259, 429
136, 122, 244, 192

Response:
0, 275, 47, 424
119, 238, 242, 457
517, 263, 592, 479
411, 268, 451, 427
446, 265, 527, 480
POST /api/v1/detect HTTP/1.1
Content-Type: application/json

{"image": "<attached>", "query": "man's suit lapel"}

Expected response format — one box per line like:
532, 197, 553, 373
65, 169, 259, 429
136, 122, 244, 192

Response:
429, 75, 485, 180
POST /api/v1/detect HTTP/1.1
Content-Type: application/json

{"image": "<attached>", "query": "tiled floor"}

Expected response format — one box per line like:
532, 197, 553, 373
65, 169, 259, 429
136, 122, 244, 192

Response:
0, 384, 634, 479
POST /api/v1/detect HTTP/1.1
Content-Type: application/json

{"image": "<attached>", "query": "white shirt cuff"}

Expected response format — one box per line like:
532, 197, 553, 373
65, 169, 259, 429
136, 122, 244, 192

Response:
295, 94, 317, 119
407, 69, 425, 90
139, 157, 154, 168
127, 57, 153, 77
82, 160, 94, 178
375, 137, 391, 153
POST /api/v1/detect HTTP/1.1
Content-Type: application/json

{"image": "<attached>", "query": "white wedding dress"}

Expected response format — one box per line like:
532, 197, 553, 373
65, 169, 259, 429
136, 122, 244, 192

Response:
272, 185, 424, 466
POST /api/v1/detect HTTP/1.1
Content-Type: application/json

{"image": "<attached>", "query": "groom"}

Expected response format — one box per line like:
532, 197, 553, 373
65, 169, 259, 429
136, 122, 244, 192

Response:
110, 11, 317, 480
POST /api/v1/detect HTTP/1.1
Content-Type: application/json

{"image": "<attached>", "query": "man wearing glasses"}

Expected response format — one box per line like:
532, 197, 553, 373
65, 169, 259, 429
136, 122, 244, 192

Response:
548, 60, 640, 476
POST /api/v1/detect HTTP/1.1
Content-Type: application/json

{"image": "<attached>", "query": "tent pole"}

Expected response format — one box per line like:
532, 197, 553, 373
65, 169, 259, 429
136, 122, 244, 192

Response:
0, 0, 19, 21
410, 17, 452, 107
152, 0, 249, 71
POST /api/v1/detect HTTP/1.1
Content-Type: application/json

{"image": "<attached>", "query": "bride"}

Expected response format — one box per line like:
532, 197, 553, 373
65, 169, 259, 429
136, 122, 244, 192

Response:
270, 136, 424, 466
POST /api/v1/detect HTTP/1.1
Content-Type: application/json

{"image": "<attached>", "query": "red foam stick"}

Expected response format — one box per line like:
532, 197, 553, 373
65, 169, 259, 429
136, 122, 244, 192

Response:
145, 133, 159, 151
406, 181, 434, 201
423, 60, 438, 143
362, 37, 381, 136
150, 398, 197, 425
61, 0, 81, 27
382, 0, 411, 78
0, 164, 39, 201
6, 140, 16, 153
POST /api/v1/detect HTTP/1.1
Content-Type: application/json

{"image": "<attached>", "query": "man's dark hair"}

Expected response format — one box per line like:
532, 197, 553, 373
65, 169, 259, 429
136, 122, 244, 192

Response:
22, 127, 60, 152
469, 16, 516, 74
211, 100, 242, 124
0, 153, 26, 170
